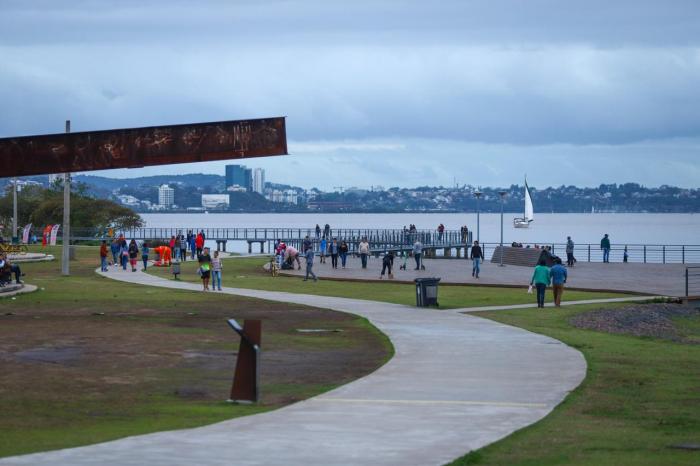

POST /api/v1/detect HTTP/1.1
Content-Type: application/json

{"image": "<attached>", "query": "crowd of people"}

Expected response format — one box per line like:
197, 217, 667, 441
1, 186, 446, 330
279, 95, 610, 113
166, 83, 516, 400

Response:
97, 229, 225, 292
88, 224, 621, 306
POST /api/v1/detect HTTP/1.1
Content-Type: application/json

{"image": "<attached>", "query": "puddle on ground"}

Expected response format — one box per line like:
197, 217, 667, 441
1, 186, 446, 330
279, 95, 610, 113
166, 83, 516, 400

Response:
14, 346, 83, 365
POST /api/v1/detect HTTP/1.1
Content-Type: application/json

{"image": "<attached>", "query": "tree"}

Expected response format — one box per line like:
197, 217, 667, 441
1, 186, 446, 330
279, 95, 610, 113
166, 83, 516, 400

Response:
0, 185, 142, 235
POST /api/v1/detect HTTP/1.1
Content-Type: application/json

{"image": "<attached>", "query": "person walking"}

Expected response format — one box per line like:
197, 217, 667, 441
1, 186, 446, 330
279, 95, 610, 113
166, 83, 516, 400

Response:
120, 239, 129, 270
99, 240, 109, 272
195, 232, 205, 257
303, 247, 318, 282
198, 247, 212, 291
566, 236, 575, 267
600, 234, 611, 263
329, 238, 339, 269
211, 250, 223, 291
530, 259, 551, 308
413, 240, 424, 270
188, 231, 196, 259
550, 258, 568, 307
339, 240, 349, 268
319, 237, 327, 264
128, 239, 139, 272
303, 235, 312, 252
315, 224, 321, 238
358, 237, 370, 269
470, 240, 484, 278
437, 223, 445, 241
110, 238, 120, 266
380, 250, 394, 279
141, 242, 150, 271
179, 234, 188, 262
169, 235, 177, 261
323, 223, 330, 238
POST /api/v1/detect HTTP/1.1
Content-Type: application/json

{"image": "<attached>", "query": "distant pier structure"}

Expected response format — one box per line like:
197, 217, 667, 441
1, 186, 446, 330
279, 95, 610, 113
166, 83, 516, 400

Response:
71, 227, 473, 257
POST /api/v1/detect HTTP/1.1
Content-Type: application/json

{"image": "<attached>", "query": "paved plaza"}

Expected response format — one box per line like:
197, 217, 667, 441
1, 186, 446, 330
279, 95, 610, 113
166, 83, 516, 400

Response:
282, 256, 694, 296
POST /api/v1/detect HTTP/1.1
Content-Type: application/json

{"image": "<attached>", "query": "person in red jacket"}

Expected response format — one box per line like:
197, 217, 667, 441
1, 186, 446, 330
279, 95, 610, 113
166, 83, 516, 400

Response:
99, 240, 109, 271
195, 232, 205, 256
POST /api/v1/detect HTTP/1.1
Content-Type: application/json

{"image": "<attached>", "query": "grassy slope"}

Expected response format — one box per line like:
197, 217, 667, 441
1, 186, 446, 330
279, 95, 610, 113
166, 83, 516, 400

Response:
0, 246, 392, 457
147, 256, 628, 308
447, 303, 700, 466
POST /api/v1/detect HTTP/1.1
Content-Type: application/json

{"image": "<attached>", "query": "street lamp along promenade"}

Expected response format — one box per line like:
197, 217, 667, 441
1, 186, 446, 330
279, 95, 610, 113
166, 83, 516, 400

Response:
498, 190, 507, 267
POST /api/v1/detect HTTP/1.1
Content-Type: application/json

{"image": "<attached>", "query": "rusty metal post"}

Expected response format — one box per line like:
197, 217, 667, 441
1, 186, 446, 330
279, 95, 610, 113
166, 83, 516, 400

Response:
227, 319, 261, 403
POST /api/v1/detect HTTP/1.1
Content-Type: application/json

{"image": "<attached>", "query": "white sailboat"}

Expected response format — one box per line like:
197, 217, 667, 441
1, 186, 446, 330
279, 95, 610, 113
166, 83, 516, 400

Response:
513, 178, 534, 228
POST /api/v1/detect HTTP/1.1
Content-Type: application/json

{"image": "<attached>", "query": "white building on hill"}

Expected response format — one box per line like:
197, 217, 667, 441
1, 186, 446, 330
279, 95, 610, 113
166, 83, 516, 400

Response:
158, 184, 174, 208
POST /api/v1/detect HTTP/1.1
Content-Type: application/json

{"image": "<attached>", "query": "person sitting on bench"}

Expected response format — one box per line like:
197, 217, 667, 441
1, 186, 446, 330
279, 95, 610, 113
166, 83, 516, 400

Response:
0, 253, 23, 285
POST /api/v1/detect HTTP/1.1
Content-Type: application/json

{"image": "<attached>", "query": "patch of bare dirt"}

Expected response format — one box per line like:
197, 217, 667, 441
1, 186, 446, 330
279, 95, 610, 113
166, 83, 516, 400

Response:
570, 303, 700, 343
0, 303, 389, 407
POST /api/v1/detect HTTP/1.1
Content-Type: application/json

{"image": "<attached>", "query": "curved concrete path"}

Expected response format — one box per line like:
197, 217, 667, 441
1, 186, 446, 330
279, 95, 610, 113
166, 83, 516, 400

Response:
1, 266, 587, 466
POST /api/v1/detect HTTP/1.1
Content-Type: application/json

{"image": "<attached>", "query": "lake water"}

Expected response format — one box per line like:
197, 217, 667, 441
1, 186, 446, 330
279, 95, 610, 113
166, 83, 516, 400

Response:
140, 213, 700, 252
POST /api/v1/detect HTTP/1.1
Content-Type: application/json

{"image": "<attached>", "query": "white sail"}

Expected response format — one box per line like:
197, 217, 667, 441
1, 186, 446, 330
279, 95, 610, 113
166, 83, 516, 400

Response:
524, 180, 534, 221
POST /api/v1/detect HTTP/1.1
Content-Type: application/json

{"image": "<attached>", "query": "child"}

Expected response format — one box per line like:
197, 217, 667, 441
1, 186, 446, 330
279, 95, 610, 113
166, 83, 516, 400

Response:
211, 250, 223, 291
141, 242, 150, 271
128, 239, 139, 272
99, 240, 109, 272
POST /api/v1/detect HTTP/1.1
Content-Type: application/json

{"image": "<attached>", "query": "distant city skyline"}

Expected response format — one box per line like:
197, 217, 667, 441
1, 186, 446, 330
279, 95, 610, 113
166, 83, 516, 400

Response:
1, 1, 699, 189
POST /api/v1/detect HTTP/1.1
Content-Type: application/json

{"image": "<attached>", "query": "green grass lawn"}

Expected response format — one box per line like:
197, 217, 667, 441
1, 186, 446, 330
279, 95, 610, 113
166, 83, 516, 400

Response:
146, 256, 629, 309
0, 246, 392, 458
7, 246, 695, 465
447, 303, 700, 466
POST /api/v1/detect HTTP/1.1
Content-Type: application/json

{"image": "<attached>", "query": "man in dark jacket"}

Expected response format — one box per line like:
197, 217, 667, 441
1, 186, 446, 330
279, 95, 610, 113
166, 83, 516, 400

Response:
600, 234, 611, 263
470, 240, 484, 278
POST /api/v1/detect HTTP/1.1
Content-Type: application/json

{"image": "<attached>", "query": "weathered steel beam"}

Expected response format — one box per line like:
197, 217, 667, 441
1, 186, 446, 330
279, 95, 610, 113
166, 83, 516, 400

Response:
0, 117, 287, 177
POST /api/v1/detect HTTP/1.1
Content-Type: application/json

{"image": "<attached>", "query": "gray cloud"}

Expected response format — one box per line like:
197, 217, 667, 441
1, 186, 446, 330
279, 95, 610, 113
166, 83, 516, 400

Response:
0, 1, 698, 187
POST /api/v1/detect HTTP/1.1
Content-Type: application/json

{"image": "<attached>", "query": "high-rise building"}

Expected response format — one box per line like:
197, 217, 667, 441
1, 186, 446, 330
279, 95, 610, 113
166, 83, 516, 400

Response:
158, 184, 174, 207
225, 164, 252, 191
253, 168, 265, 194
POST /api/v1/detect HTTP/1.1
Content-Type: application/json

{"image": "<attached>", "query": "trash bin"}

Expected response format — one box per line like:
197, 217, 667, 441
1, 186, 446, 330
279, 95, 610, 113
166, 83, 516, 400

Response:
414, 277, 441, 307
171, 261, 181, 280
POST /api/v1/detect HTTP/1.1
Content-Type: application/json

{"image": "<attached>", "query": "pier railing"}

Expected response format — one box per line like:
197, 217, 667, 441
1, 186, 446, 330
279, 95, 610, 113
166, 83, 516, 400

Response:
65, 227, 700, 264
686, 267, 700, 298
476, 242, 700, 265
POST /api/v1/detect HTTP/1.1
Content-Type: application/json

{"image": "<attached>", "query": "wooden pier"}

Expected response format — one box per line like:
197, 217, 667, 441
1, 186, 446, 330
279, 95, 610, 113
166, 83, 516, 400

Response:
70, 227, 473, 257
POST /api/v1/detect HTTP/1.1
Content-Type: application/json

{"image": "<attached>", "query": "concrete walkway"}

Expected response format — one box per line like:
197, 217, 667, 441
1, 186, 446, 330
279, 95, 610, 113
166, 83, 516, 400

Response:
281, 257, 692, 296
1, 265, 589, 466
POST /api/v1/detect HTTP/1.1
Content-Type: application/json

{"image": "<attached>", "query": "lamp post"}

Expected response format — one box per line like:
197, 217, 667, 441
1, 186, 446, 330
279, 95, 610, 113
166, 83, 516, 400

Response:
12, 178, 18, 244
498, 190, 507, 267
62, 120, 71, 276
474, 189, 482, 243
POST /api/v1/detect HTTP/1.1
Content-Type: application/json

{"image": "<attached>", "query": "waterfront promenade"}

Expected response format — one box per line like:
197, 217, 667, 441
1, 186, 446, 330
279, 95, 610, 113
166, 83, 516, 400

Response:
0, 264, 587, 466
282, 258, 694, 297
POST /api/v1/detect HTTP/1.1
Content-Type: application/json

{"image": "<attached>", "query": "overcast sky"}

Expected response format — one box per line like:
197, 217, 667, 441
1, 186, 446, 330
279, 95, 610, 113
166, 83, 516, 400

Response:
1, 0, 699, 189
